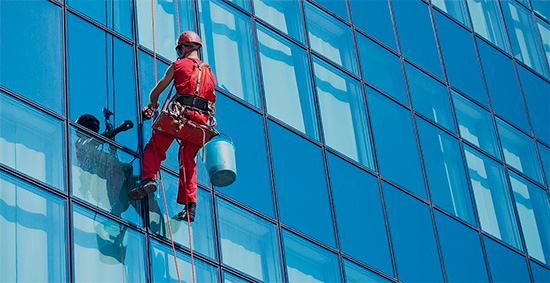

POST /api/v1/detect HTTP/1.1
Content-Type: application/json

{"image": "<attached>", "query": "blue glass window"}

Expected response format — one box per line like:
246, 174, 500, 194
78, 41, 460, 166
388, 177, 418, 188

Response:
367, 88, 426, 198
199, 0, 261, 108
226, 0, 249, 11
214, 94, 274, 218
343, 259, 392, 283
434, 210, 489, 283
483, 236, 531, 282
538, 142, 549, 184
68, 14, 138, 151
349, 0, 397, 51
327, 153, 393, 276
392, 0, 444, 79
224, 272, 251, 283
477, 38, 530, 132
0, 0, 63, 114
453, 91, 501, 159
0, 171, 66, 282
136, 0, 194, 61
531, 260, 550, 283
435, 11, 487, 106
282, 229, 341, 283
0, 92, 65, 190
417, 118, 475, 224
72, 205, 146, 282
466, 0, 510, 53
509, 172, 550, 265
383, 182, 444, 283
257, 24, 319, 140
406, 63, 455, 133
269, 121, 336, 247
67, 0, 132, 39
216, 198, 282, 282
304, 2, 358, 75
357, 33, 407, 105
148, 171, 216, 260
253, 0, 305, 43
533, 0, 550, 21
537, 19, 550, 71
313, 57, 374, 168
150, 239, 219, 282
518, 65, 550, 145
312, 0, 348, 20
432, 0, 470, 27
497, 119, 543, 184
464, 145, 522, 249
502, 0, 548, 78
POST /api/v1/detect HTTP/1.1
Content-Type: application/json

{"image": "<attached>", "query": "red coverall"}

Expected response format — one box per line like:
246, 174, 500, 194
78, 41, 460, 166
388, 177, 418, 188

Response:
141, 57, 216, 204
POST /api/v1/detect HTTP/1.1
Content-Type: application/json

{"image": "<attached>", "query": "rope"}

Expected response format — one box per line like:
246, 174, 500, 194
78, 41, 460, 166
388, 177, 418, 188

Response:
175, 0, 181, 36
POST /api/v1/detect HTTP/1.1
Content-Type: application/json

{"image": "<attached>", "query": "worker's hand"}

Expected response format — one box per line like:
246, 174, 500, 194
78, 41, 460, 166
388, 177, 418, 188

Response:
147, 101, 160, 109
142, 107, 154, 120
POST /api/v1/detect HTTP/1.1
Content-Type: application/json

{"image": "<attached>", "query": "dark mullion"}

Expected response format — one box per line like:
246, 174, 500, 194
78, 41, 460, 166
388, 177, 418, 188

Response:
341, 253, 398, 283
220, 265, 263, 283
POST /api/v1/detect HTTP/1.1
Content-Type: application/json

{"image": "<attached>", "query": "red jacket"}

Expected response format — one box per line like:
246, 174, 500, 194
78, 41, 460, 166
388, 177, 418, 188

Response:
173, 58, 216, 103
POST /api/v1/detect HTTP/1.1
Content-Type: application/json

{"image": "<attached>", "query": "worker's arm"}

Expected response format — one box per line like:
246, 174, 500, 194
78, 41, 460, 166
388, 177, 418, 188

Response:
147, 64, 175, 109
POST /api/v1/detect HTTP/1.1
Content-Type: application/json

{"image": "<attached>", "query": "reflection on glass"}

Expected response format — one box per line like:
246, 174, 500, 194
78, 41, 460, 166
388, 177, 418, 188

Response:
367, 88, 426, 198
537, 19, 550, 73
406, 63, 455, 133
149, 171, 216, 260
0, 0, 63, 114
483, 236, 531, 282
464, 145, 522, 249
517, 65, 550, 144
432, 0, 470, 27
224, 272, 251, 283
0, 171, 66, 282
282, 229, 341, 283
343, 259, 392, 283
357, 33, 407, 105
312, 0, 348, 20
532, 0, 550, 21
313, 57, 374, 168
68, 0, 132, 39
538, 143, 549, 184
466, 0, 510, 53
305, 2, 358, 75
73, 205, 146, 282
217, 198, 282, 282
349, 0, 397, 51
453, 91, 501, 159
253, 0, 304, 43
199, 0, 261, 108
0, 92, 64, 190
497, 119, 543, 184
150, 238, 218, 282
257, 24, 319, 140
136, 0, 194, 61
509, 172, 550, 265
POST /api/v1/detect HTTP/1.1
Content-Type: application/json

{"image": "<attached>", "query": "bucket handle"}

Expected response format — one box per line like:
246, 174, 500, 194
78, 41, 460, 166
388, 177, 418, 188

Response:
214, 133, 234, 144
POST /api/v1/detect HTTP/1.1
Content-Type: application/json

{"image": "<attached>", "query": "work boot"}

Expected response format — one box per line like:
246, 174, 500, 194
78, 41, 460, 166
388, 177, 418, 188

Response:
176, 202, 196, 222
128, 178, 157, 200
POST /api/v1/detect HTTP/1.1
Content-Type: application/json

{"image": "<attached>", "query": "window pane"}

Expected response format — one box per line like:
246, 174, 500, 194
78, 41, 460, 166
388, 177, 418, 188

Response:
343, 259, 392, 283
150, 238, 218, 282
214, 94, 274, 217
383, 182, 444, 283
68, 14, 138, 151
502, 0, 548, 78
224, 272, 252, 283
217, 198, 282, 282
466, 0, 510, 53
136, 0, 194, 61
453, 91, 501, 159
357, 33, 407, 105
531, 260, 550, 283
305, 2, 358, 75
349, 0, 397, 51
417, 118, 475, 224
269, 121, 336, 247
73, 205, 146, 282
0, 92, 65, 190
518, 65, 550, 145
497, 119, 543, 184
327, 153, 393, 276
434, 211, 490, 283
258, 24, 319, 140
367, 88, 426, 198
70, 127, 142, 226
464, 145, 522, 249
0, 0, 63, 114
538, 142, 550, 184
509, 172, 550, 265
253, 0, 305, 43
0, 172, 66, 282
435, 11, 487, 106
432, 0, 470, 27
484, 236, 531, 282
312, 0, 348, 20
282, 229, 341, 283
149, 171, 216, 260
532, 0, 550, 21
406, 63, 455, 133
537, 19, 550, 72
67, 0, 132, 39
392, 0, 444, 79
313, 57, 374, 168
199, 0, 261, 108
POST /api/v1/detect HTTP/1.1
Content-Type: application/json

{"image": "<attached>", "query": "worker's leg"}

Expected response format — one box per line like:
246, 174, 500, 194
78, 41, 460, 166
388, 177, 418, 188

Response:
176, 143, 200, 204
142, 130, 175, 180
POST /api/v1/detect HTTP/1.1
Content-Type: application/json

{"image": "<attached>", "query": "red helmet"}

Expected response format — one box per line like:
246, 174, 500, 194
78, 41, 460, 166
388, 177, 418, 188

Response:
177, 31, 202, 48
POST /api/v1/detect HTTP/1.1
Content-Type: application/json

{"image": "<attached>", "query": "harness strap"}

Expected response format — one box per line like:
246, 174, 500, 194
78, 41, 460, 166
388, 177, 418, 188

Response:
194, 63, 204, 96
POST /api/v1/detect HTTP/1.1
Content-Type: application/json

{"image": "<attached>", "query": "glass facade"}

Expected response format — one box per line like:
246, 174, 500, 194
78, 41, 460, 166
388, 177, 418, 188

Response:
1, 0, 549, 282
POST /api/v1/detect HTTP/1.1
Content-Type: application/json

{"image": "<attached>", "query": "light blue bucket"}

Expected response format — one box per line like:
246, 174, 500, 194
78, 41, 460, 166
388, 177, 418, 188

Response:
204, 135, 236, 187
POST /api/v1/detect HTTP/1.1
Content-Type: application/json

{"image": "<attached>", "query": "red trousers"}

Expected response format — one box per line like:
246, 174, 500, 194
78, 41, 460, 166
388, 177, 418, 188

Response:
142, 111, 208, 204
